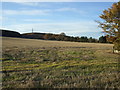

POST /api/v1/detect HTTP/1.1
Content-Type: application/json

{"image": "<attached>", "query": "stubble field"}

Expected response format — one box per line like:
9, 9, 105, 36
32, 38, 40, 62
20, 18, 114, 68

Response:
1, 37, 120, 88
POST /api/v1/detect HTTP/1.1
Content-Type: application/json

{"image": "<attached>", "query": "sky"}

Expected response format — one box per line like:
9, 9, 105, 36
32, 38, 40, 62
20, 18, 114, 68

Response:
1, 1, 116, 38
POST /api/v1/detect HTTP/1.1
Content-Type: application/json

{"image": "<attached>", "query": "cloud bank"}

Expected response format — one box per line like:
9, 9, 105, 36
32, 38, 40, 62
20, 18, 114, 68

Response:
2, 0, 118, 2
2, 21, 101, 36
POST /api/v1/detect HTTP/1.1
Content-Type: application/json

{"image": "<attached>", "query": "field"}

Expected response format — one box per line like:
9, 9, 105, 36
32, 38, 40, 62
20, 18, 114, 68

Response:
1, 37, 120, 88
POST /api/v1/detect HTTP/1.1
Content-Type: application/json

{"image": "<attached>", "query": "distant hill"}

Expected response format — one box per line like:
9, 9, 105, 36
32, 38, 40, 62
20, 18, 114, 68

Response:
0, 29, 21, 37
0, 29, 102, 43
21, 33, 46, 39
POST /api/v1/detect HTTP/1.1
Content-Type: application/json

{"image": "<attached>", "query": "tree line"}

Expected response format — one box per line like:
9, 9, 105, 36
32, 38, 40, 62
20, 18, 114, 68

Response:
1, 29, 109, 43
42, 32, 108, 43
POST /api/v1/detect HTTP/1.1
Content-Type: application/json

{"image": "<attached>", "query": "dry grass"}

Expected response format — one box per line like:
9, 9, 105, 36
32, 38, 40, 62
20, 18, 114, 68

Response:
2, 37, 113, 49
1, 37, 120, 89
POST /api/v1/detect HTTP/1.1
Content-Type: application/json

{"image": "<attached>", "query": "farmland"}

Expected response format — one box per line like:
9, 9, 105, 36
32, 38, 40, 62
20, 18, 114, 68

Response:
1, 37, 120, 88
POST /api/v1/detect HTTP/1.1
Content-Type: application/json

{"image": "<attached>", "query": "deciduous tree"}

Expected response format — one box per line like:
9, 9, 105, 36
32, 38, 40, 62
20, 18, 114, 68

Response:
97, 2, 120, 52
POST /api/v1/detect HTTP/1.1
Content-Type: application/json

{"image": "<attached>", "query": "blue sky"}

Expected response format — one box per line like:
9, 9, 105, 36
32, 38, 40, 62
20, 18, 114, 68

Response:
1, 2, 115, 38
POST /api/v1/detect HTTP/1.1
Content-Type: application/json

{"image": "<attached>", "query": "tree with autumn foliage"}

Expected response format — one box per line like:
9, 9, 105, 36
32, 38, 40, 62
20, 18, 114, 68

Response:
97, 2, 120, 52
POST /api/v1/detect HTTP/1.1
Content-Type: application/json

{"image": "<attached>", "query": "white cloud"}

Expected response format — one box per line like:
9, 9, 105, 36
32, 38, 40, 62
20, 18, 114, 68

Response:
3, 7, 86, 16
4, 21, 100, 35
15, 2, 39, 6
23, 19, 50, 22
2, 0, 118, 2
0, 16, 2, 27
55, 8, 86, 14
56, 8, 76, 12
14, 2, 49, 7
3, 10, 51, 15
0, 16, 2, 21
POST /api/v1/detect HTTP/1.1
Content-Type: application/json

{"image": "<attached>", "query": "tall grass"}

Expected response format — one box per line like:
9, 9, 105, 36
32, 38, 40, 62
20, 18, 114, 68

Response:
2, 37, 120, 88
